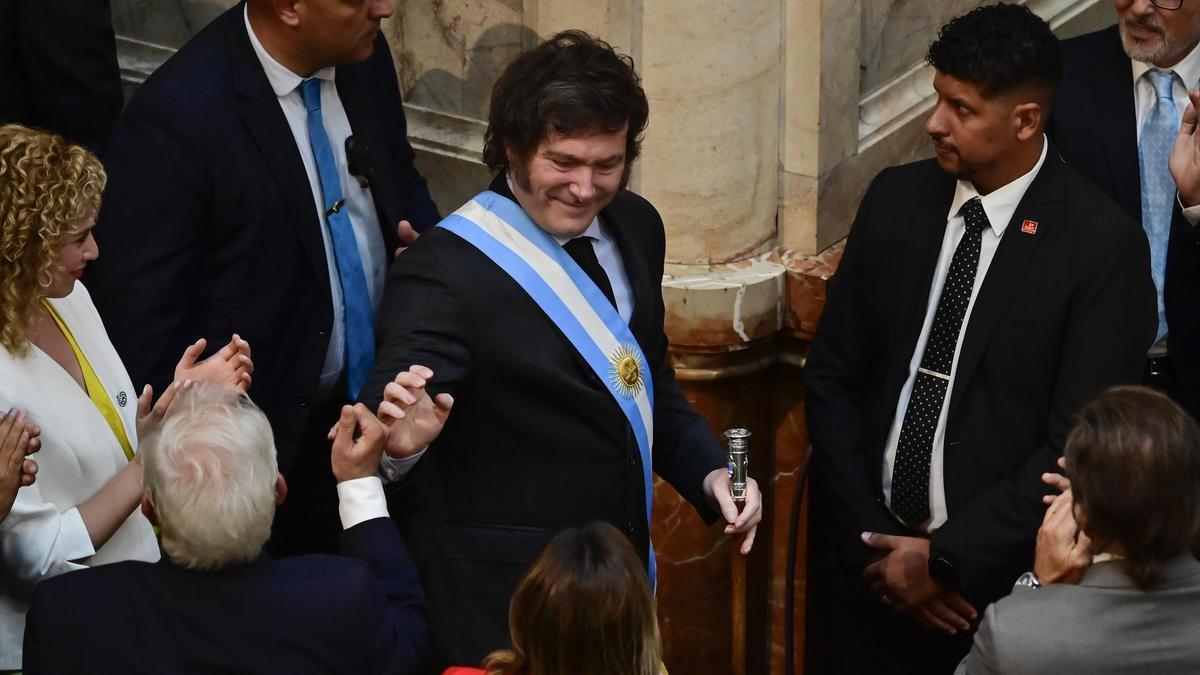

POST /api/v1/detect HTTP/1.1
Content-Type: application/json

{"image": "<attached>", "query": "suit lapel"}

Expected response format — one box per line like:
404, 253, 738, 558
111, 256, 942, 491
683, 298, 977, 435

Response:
1090, 26, 1141, 222
336, 43, 403, 255
226, 19, 330, 300
880, 169, 957, 407
947, 155, 1064, 420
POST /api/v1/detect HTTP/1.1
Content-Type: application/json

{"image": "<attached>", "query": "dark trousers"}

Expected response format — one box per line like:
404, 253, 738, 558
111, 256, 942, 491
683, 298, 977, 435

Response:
267, 385, 346, 557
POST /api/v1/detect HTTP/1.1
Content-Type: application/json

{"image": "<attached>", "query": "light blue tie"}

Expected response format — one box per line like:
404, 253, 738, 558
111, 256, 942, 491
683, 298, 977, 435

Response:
299, 78, 375, 400
1139, 69, 1178, 342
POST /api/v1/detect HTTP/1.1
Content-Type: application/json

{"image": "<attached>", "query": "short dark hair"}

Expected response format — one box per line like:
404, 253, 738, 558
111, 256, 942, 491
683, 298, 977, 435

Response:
1067, 386, 1200, 591
926, 3, 1061, 100
482, 30, 649, 174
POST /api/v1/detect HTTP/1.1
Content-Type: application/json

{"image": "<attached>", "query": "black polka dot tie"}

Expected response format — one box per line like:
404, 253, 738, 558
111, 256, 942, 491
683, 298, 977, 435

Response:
891, 197, 989, 527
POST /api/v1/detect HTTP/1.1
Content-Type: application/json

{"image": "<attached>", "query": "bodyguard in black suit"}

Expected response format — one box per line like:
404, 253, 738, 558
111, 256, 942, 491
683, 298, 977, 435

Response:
1048, 0, 1200, 420
0, 0, 122, 155
359, 32, 763, 670
804, 6, 1156, 673
23, 383, 436, 674
87, 0, 439, 555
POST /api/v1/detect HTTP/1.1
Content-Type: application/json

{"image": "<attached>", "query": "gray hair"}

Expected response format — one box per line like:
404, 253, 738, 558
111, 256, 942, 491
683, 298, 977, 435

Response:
140, 382, 278, 570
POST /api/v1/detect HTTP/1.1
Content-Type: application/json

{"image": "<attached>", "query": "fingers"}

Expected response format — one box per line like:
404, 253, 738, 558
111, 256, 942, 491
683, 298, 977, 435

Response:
20, 458, 37, 486
351, 403, 384, 443
860, 531, 896, 551
433, 392, 455, 413
729, 479, 763, 533
940, 590, 978, 622
738, 524, 757, 555
137, 384, 153, 421
146, 380, 186, 424
330, 405, 357, 454
862, 558, 884, 585
377, 399, 407, 424
396, 220, 420, 245
0, 410, 21, 453
176, 339, 206, 370
711, 483, 740, 526
919, 600, 968, 635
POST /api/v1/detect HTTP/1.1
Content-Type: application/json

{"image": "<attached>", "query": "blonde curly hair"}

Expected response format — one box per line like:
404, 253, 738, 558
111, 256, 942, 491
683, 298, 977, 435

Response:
0, 124, 106, 355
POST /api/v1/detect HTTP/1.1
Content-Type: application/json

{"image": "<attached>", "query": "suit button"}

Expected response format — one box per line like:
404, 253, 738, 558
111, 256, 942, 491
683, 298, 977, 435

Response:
625, 520, 635, 533
297, 396, 309, 408
317, 329, 328, 338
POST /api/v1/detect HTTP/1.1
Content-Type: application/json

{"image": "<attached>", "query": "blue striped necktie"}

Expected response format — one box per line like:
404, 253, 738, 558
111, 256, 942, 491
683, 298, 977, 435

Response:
299, 78, 375, 400
1139, 68, 1178, 342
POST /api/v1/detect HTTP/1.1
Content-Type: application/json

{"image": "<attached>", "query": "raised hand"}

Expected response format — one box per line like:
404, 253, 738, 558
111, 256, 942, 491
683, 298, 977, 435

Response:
0, 410, 40, 522
174, 334, 253, 391
375, 365, 453, 459
1170, 90, 1200, 207
135, 379, 188, 447
330, 403, 389, 483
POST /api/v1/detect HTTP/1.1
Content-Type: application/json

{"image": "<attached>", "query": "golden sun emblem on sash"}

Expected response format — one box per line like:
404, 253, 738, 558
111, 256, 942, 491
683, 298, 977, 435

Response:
609, 344, 645, 398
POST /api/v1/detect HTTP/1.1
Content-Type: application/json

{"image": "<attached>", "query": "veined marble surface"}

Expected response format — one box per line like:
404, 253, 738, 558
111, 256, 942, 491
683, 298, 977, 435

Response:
111, 0, 236, 49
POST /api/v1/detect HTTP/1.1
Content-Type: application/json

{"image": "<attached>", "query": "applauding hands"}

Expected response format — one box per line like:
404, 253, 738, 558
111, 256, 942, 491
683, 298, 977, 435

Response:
0, 410, 39, 522
376, 365, 454, 459
174, 335, 253, 392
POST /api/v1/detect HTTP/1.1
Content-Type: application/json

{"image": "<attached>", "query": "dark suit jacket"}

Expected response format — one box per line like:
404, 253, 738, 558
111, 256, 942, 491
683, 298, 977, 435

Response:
361, 174, 727, 670
0, 0, 122, 155
803, 153, 1156, 607
87, 2, 439, 473
22, 517, 428, 674
1048, 25, 1200, 418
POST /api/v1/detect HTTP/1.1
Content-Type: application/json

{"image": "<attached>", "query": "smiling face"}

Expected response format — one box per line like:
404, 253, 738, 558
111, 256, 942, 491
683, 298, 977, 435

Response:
509, 126, 628, 238
1116, 0, 1200, 67
44, 214, 98, 299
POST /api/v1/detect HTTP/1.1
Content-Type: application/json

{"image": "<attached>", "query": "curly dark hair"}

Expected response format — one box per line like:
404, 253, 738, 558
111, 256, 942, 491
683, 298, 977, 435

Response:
482, 30, 649, 176
926, 3, 1061, 100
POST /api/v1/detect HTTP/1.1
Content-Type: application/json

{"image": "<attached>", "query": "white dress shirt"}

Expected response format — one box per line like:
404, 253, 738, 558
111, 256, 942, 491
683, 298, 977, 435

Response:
244, 6, 387, 398
881, 137, 1049, 531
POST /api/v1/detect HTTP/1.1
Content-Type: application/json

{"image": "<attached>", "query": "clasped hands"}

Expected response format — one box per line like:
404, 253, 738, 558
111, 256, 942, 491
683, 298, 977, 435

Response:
861, 531, 977, 635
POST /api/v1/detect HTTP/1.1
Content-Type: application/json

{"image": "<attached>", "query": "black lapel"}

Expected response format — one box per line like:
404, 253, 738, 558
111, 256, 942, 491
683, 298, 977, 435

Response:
336, 35, 402, 255
947, 153, 1065, 420
226, 12, 330, 300
1090, 26, 1141, 221
880, 167, 958, 404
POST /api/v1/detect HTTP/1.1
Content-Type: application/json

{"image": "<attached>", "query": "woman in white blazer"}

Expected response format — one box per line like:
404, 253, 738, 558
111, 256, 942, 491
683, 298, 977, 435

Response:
0, 125, 254, 667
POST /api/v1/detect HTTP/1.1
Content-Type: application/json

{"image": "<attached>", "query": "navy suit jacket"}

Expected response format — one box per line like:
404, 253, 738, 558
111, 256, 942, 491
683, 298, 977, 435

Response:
23, 518, 428, 674
87, 2, 439, 473
1048, 25, 1200, 418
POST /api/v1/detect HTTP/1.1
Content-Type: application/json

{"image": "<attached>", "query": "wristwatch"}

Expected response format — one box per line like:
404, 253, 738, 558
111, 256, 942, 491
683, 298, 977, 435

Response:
1014, 571, 1041, 589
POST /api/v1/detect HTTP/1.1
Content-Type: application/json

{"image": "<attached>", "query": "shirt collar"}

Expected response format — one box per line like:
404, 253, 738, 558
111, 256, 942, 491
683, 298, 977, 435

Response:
1131, 37, 1200, 90
503, 172, 603, 245
244, 4, 335, 98
946, 134, 1048, 237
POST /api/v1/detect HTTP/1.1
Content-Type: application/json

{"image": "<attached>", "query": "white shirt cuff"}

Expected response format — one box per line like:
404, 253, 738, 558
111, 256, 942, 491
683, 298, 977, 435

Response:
378, 447, 426, 484
59, 506, 98, 562
1178, 192, 1200, 225
336, 476, 389, 530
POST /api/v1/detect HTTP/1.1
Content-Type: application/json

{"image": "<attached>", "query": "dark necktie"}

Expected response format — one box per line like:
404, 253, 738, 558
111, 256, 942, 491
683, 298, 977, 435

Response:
563, 236, 617, 309
891, 197, 990, 527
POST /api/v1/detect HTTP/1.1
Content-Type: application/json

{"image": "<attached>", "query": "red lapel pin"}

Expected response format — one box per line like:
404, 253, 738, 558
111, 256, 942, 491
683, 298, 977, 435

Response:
1020, 219, 1038, 235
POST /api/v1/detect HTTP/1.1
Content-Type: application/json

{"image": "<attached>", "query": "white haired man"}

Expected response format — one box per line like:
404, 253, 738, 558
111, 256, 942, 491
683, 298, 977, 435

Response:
22, 380, 445, 674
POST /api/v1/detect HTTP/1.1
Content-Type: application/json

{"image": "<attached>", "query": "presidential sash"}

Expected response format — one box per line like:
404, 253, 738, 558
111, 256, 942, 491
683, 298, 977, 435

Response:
438, 190, 658, 583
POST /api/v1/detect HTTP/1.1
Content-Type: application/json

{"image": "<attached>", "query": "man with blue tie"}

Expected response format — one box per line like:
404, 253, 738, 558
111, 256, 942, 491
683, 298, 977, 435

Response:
88, 0, 439, 556
1049, 0, 1200, 419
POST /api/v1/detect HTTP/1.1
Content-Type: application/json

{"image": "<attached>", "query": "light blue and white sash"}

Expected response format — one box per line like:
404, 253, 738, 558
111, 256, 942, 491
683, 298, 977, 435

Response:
439, 190, 657, 583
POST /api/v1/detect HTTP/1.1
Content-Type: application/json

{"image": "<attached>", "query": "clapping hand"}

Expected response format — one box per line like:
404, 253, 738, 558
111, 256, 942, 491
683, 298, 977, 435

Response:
375, 365, 453, 459
329, 403, 389, 482
1170, 90, 1200, 208
134, 379, 188, 448
174, 335, 253, 391
0, 410, 39, 521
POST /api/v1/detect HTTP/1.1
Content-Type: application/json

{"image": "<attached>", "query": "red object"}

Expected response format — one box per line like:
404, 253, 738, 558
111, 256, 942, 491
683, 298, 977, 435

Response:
1021, 219, 1038, 234
442, 668, 486, 675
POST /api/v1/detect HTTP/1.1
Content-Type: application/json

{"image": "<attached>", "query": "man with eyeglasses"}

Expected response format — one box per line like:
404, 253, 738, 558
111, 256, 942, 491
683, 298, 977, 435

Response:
1048, 0, 1200, 420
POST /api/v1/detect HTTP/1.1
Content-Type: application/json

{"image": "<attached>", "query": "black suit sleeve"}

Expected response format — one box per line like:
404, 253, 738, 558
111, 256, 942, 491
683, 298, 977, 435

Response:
361, 237, 471, 411
21, 596, 44, 674
930, 220, 1157, 599
342, 517, 429, 675
803, 173, 909, 568
0, 0, 122, 155
88, 93, 210, 398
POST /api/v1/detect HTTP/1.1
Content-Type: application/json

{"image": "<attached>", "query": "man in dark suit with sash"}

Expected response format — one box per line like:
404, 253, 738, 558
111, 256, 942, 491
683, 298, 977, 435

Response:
804, 5, 1156, 673
360, 31, 763, 670
87, 0, 439, 556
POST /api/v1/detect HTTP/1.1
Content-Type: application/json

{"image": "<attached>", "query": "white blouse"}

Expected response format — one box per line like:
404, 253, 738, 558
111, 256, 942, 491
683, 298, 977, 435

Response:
0, 281, 159, 667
